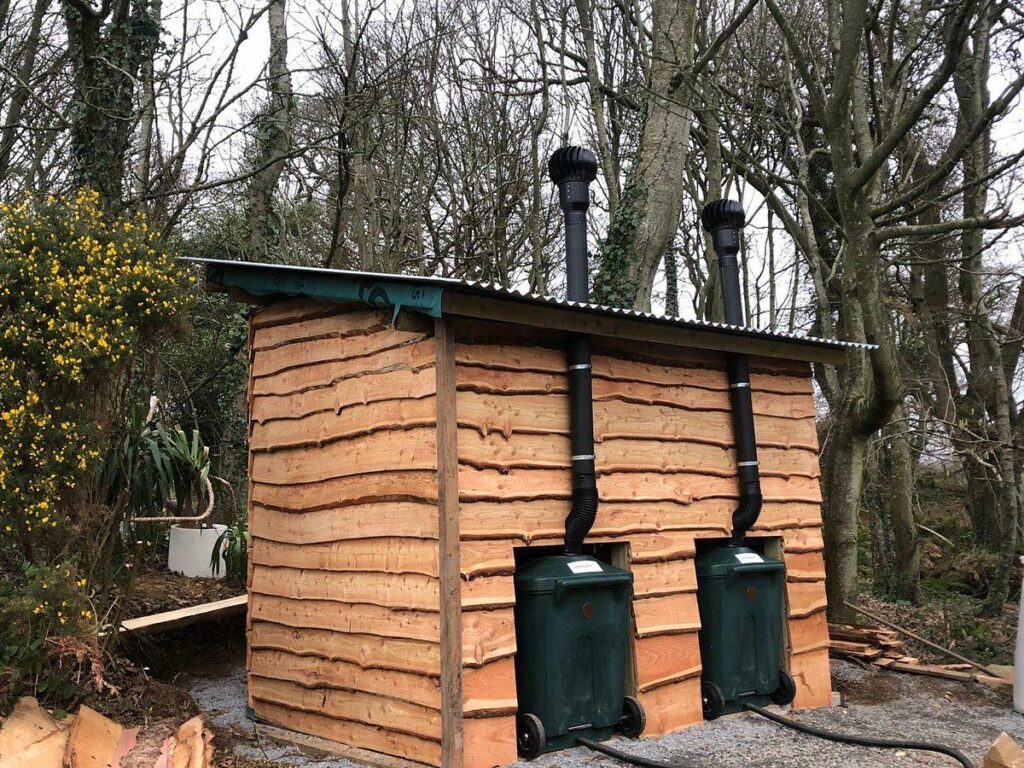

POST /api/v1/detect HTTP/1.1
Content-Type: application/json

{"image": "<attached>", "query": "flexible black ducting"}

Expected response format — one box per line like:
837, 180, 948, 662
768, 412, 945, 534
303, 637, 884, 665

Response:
575, 737, 683, 767
549, 147, 599, 555
745, 704, 975, 768
576, 708, 976, 768
700, 200, 763, 544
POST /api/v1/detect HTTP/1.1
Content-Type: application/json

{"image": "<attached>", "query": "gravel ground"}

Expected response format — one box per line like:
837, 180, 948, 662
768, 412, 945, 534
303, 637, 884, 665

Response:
189, 661, 1024, 768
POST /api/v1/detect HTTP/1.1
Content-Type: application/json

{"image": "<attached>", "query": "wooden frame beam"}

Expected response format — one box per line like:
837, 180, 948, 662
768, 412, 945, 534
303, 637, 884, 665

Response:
441, 293, 849, 365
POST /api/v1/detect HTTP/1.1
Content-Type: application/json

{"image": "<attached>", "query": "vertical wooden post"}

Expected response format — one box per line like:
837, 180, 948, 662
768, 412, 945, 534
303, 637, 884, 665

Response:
609, 542, 638, 697
435, 318, 464, 767
245, 311, 257, 710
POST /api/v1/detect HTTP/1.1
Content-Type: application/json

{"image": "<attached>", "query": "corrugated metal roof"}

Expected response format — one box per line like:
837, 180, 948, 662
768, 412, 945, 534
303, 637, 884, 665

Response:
183, 257, 875, 354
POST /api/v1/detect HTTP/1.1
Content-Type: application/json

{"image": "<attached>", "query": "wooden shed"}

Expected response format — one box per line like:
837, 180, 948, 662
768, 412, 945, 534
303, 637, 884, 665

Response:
196, 257, 865, 768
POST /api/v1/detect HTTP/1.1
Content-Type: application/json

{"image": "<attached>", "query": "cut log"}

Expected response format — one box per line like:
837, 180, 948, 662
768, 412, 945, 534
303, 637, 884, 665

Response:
0, 697, 73, 768
64, 706, 138, 768
983, 732, 1024, 768
154, 716, 213, 768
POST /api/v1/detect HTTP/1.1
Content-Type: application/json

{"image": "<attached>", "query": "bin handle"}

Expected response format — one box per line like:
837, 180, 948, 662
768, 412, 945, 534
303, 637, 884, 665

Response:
554, 572, 633, 601
729, 562, 783, 576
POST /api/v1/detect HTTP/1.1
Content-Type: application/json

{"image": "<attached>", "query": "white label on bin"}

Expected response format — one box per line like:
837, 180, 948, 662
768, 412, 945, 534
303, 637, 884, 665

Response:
735, 553, 763, 564
567, 561, 603, 574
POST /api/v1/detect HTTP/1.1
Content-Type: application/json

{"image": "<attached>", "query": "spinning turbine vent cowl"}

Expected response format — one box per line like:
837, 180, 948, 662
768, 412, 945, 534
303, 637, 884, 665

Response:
547, 146, 599, 184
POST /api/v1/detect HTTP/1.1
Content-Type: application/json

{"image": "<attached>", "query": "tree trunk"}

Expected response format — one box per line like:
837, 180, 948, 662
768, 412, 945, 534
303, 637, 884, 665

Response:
135, 0, 162, 200
953, 12, 1020, 612
820, 417, 866, 621
592, 0, 696, 310
0, 0, 49, 182
885, 407, 921, 601
63, 0, 158, 210
247, 0, 293, 259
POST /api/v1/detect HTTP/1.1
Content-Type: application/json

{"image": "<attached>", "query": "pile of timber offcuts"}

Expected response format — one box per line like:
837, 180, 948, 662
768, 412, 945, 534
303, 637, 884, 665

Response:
828, 623, 1011, 687
829, 623, 910, 663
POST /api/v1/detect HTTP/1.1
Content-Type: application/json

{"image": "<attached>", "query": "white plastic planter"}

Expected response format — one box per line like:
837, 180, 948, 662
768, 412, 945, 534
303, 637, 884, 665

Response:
167, 524, 228, 579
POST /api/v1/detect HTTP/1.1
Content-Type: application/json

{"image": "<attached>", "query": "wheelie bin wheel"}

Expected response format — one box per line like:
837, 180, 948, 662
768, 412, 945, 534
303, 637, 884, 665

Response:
516, 713, 546, 759
617, 695, 646, 738
702, 681, 726, 720
770, 670, 797, 706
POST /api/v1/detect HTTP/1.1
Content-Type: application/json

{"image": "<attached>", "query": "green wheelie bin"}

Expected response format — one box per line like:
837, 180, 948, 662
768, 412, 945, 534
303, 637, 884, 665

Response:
695, 545, 796, 718
513, 554, 645, 757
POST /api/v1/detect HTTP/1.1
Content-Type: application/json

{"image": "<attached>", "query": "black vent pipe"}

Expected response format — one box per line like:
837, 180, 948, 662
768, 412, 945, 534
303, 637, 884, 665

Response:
548, 147, 599, 556
701, 200, 763, 544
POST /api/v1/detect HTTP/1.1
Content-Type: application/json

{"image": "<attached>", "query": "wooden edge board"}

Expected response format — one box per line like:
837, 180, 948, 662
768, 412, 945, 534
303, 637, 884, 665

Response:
118, 595, 247, 635
441, 293, 849, 365
255, 722, 433, 768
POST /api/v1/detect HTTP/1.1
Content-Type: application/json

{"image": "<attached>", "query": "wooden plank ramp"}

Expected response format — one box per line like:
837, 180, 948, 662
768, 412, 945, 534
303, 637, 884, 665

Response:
119, 594, 247, 635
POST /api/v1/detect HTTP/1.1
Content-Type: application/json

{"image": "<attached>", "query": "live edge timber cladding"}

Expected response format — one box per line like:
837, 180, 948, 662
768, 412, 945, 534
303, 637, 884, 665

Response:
243, 299, 833, 768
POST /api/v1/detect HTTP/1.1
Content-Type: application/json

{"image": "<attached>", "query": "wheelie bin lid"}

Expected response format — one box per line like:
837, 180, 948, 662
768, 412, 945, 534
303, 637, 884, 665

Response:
514, 555, 632, 595
695, 545, 785, 579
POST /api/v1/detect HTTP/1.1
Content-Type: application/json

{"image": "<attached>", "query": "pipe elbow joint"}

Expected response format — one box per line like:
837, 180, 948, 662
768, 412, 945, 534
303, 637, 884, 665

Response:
731, 490, 763, 544
564, 483, 598, 556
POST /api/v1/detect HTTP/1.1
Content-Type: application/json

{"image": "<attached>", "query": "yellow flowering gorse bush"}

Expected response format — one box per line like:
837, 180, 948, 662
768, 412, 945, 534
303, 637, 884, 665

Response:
0, 190, 192, 705
0, 191, 191, 555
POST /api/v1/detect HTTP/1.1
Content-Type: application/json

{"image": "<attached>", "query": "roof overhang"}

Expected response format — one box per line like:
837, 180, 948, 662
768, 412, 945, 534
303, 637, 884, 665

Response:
186, 257, 874, 365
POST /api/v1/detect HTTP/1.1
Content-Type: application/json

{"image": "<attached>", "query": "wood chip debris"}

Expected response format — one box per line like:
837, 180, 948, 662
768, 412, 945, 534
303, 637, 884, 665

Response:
984, 732, 1024, 768
829, 622, 1011, 687
0, 698, 210, 768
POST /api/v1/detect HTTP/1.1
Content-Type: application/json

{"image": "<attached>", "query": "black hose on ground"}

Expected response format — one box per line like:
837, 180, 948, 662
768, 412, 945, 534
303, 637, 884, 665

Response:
575, 737, 682, 768
574, 706, 976, 768
744, 703, 975, 768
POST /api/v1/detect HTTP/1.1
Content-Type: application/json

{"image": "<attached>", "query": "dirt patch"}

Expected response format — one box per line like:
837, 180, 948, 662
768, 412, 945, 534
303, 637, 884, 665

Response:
120, 614, 247, 684
125, 565, 241, 619
831, 661, 904, 705
856, 593, 1018, 667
